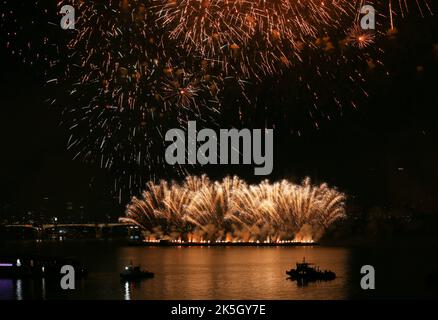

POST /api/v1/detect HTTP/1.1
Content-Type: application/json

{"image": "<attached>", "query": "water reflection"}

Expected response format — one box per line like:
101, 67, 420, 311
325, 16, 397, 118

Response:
1, 246, 350, 299
42, 278, 46, 300
16, 279, 23, 300
115, 246, 350, 299
2, 241, 437, 299
0, 279, 14, 300
124, 281, 131, 300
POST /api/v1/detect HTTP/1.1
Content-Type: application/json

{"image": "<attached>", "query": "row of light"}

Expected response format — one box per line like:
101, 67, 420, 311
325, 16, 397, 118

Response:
142, 239, 315, 244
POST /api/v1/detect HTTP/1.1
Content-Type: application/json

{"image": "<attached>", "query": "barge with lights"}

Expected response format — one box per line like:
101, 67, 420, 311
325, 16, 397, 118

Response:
134, 239, 318, 246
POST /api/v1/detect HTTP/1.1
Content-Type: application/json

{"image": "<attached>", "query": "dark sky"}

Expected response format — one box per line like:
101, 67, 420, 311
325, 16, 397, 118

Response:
0, 2, 437, 220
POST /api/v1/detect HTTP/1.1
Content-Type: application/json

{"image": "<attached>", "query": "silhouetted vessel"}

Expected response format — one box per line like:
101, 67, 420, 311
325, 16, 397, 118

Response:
120, 264, 154, 281
286, 258, 336, 283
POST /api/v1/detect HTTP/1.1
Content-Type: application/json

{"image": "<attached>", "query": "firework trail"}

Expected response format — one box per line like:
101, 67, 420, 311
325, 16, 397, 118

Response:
1, 0, 221, 196
0, 0, 432, 197
120, 175, 346, 242
2, 0, 431, 90
384, 0, 432, 29
151, 0, 432, 78
152, 0, 358, 78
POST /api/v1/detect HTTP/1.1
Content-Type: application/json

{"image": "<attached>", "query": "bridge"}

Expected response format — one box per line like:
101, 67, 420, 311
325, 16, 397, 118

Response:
2, 223, 141, 239
4, 223, 136, 230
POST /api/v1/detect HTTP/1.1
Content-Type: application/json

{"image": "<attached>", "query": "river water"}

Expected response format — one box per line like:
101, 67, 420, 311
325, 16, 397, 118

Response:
0, 241, 435, 300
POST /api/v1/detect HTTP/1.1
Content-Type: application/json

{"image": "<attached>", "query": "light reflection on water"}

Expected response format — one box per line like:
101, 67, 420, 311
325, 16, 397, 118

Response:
16, 279, 23, 300
0, 241, 435, 299
124, 281, 131, 300
0, 244, 350, 300
120, 246, 350, 300
0, 279, 14, 300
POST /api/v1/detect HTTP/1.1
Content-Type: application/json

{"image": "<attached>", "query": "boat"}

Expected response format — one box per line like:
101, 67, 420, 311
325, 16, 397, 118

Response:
286, 257, 336, 283
120, 264, 154, 281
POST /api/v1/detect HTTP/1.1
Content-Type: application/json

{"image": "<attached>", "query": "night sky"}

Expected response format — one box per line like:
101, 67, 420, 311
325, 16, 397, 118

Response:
0, 2, 437, 221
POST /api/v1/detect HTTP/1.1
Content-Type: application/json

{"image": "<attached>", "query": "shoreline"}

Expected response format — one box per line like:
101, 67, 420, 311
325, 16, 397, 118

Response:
132, 241, 318, 247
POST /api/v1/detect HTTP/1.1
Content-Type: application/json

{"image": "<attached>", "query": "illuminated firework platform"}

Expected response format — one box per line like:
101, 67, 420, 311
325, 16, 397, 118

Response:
139, 239, 317, 247
120, 175, 347, 243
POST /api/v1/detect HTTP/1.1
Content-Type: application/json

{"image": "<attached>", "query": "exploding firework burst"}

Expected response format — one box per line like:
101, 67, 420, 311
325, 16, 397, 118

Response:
0, 0, 433, 197
347, 24, 375, 49
152, 0, 361, 78
47, 0, 222, 196
120, 175, 346, 242
153, 0, 253, 57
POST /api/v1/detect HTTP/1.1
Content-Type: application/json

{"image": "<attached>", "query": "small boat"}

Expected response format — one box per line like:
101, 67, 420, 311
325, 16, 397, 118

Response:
286, 257, 336, 283
120, 264, 154, 281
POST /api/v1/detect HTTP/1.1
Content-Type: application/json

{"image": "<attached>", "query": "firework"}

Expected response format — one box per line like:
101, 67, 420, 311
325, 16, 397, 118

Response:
0, 0, 432, 197
120, 175, 346, 242
347, 24, 375, 49
152, 0, 253, 57
384, 0, 432, 29
152, 0, 360, 78
50, 0, 220, 196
